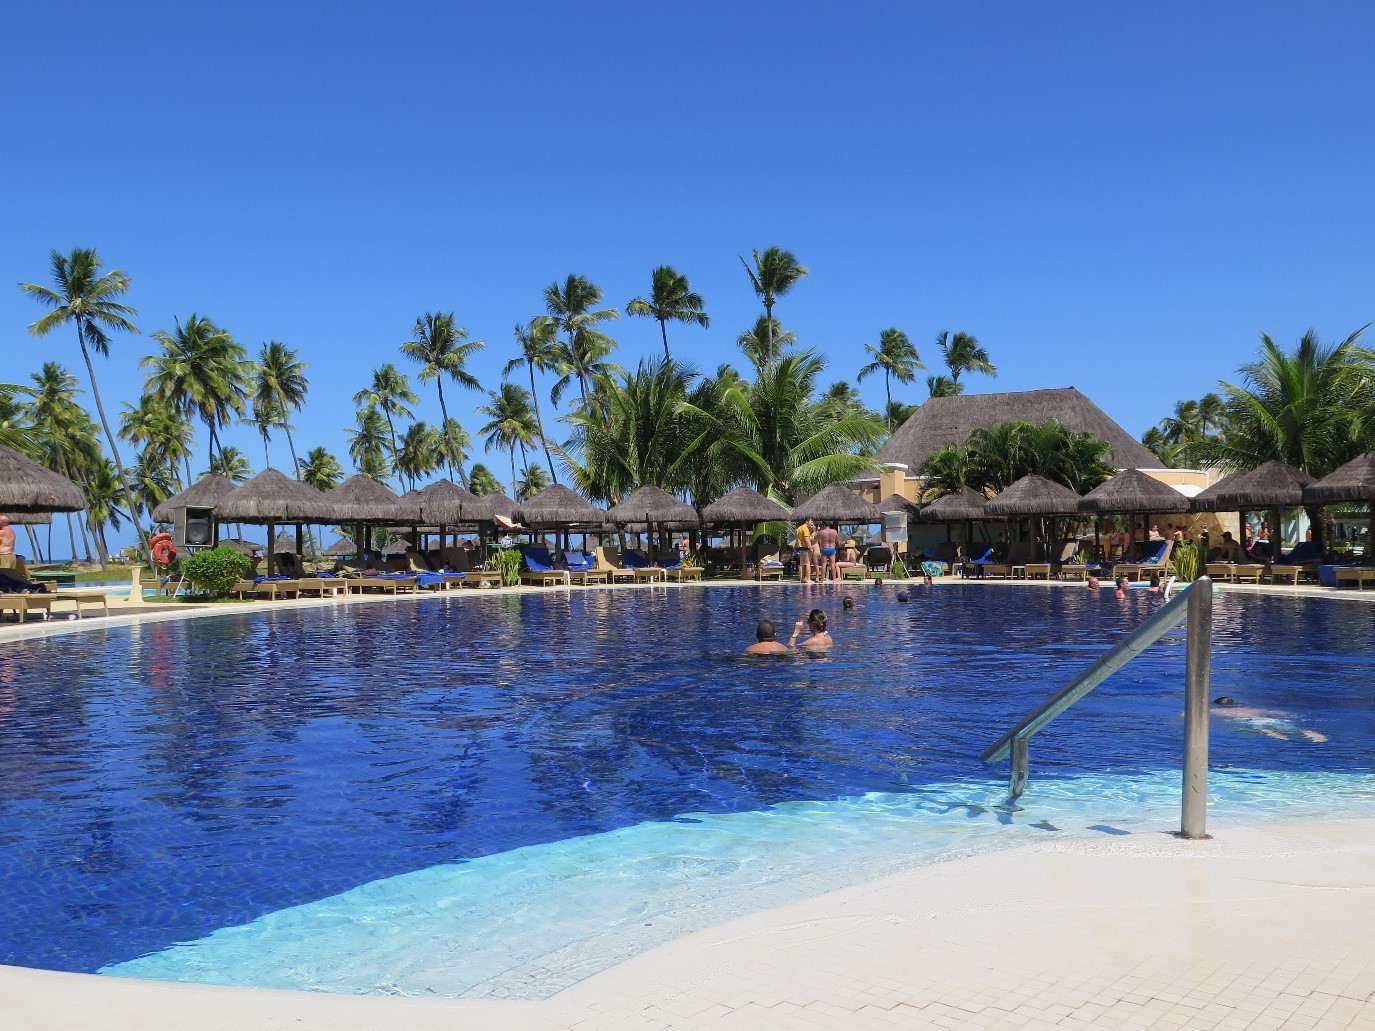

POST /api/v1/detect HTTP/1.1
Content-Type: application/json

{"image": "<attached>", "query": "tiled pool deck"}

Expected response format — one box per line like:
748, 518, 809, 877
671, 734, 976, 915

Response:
3, 579, 1374, 1028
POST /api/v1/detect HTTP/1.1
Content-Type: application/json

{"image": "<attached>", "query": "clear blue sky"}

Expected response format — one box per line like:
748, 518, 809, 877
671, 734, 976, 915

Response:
3, 3, 1372, 544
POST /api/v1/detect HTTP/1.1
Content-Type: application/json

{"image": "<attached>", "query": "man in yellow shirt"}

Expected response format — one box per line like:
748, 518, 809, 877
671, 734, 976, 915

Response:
794, 518, 816, 582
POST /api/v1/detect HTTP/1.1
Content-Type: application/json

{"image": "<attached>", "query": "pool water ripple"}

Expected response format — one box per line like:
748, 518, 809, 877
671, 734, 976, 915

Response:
0, 585, 1371, 996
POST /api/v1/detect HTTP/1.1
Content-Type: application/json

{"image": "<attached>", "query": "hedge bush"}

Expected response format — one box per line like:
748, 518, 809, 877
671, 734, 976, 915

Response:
182, 546, 255, 598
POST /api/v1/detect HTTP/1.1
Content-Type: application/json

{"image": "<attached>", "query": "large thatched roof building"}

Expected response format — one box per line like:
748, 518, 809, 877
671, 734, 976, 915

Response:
874, 387, 1160, 472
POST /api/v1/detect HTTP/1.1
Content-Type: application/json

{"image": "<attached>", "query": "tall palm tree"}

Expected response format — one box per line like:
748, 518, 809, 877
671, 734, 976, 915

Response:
626, 265, 710, 361
857, 328, 924, 428
400, 313, 484, 487
121, 394, 195, 488
468, 463, 501, 497
937, 331, 997, 388
740, 247, 808, 364
30, 363, 102, 560
736, 316, 797, 369
395, 421, 445, 491
19, 248, 152, 561
254, 342, 309, 474
476, 383, 537, 496
347, 407, 392, 480
205, 445, 252, 483
353, 364, 417, 486
516, 464, 551, 502
299, 446, 344, 492
926, 374, 961, 398
143, 314, 251, 465
502, 318, 562, 482
544, 275, 620, 413
0, 384, 34, 453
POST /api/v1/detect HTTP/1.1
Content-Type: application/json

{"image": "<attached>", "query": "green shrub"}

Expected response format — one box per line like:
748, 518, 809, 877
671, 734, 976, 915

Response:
182, 546, 255, 598
490, 547, 523, 586
891, 557, 909, 579
1171, 541, 1200, 582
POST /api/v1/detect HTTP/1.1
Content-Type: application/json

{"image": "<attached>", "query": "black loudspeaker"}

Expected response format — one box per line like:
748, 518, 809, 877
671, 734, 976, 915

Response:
176, 506, 216, 548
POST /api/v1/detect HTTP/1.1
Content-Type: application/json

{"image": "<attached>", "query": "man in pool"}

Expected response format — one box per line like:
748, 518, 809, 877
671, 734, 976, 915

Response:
744, 619, 790, 654
789, 609, 833, 650
1212, 696, 1327, 742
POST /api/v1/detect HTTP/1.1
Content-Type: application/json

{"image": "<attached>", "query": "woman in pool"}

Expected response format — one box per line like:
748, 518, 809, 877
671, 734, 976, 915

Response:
789, 608, 833, 650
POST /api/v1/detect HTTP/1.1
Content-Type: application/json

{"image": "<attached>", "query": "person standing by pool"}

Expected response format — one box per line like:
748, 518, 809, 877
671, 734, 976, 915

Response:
790, 609, 833, 650
795, 519, 816, 583
816, 523, 840, 582
744, 620, 790, 654
0, 515, 15, 570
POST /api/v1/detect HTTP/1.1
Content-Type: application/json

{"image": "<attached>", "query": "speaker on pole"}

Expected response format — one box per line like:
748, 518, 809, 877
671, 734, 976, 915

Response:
177, 506, 215, 549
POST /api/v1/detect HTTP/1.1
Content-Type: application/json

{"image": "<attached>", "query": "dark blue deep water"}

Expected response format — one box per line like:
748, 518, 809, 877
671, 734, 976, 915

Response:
0, 585, 1372, 975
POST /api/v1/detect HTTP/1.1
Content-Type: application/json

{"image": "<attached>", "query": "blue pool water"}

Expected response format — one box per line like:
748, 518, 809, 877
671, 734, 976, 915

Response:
0, 585, 1372, 997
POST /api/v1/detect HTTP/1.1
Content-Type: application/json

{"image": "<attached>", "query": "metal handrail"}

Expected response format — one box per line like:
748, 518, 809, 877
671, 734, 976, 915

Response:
981, 576, 1214, 838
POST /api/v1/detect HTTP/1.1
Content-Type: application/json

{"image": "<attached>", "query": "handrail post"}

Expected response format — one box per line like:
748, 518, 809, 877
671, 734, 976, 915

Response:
1181, 576, 1213, 838
1009, 737, 1029, 803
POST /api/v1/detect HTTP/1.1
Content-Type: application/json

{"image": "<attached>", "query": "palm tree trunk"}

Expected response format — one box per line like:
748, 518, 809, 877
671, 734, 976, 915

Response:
65, 512, 80, 563
90, 517, 110, 565
383, 411, 403, 490
885, 371, 893, 431
25, 524, 43, 562
76, 323, 153, 565
262, 433, 271, 470
184, 455, 194, 487
434, 378, 470, 489
660, 319, 670, 362
528, 360, 558, 483
509, 447, 518, 497
764, 298, 774, 362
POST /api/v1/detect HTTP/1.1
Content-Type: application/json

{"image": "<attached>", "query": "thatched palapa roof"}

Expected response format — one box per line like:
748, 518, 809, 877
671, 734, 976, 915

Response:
270, 531, 299, 553
700, 487, 791, 524
1078, 468, 1190, 514
151, 474, 238, 523
479, 491, 518, 521
606, 485, 700, 527
215, 468, 334, 523
1303, 452, 1375, 504
323, 474, 409, 523
918, 487, 988, 522
416, 478, 483, 524
792, 484, 882, 524
324, 538, 357, 557
984, 475, 1082, 516
0, 443, 86, 513
513, 484, 606, 527
1192, 461, 1316, 511
874, 387, 1161, 472
877, 493, 921, 516
217, 537, 264, 555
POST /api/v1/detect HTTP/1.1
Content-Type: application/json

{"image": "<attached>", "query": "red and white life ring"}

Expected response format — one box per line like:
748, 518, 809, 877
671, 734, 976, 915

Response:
150, 533, 177, 566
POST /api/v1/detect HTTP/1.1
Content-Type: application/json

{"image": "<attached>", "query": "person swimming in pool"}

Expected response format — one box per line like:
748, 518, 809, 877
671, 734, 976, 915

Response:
1212, 697, 1327, 742
789, 608, 833, 650
744, 619, 790, 655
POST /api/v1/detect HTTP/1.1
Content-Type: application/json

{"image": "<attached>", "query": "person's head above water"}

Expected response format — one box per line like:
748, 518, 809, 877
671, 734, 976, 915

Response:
756, 619, 777, 642
1213, 696, 1238, 706
807, 609, 827, 632
896, 591, 910, 603
842, 596, 854, 609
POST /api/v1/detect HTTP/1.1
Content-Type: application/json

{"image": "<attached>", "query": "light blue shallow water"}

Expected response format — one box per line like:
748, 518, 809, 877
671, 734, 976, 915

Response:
0, 584, 1371, 998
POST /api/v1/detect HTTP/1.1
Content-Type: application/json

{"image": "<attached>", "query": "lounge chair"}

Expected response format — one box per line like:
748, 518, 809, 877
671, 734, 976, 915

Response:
0, 592, 55, 621
1334, 566, 1375, 590
1205, 562, 1238, 582
621, 550, 667, 583
254, 577, 300, 600
753, 545, 785, 582
961, 548, 1011, 579
658, 553, 704, 582
445, 547, 502, 588
48, 591, 110, 618
562, 550, 609, 586
521, 547, 570, 587
598, 545, 639, 583
297, 576, 349, 598
1114, 540, 1172, 582
349, 574, 418, 595
1272, 541, 1323, 583
275, 552, 306, 578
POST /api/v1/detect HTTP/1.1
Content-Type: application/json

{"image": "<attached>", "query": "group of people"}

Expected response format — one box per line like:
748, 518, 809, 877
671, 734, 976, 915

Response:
745, 608, 833, 653
793, 519, 855, 584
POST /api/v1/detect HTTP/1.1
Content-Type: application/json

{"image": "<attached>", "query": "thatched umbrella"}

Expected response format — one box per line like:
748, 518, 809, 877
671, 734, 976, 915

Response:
917, 487, 989, 554
985, 475, 1082, 561
323, 538, 356, 558
1192, 461, 1315, 558
215, 469, 333, 575
1078, 469, 1189, 562
417, 479, 482, 525
151, 474, 238, 525
514, 484, 606, 528
1304, 452, 1375, 553
322, 474, 410, 562
701, 487, 792, 577
606, 485, 699, 555
0, 443, 85, 513
477, 490, 518, 523
792, 484, 882, 525
270, 530, 297, 554
217, 537, 265, 556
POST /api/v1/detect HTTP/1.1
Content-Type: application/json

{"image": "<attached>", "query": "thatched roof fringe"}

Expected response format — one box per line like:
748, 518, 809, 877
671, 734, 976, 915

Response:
215, 468, 334, 523
1303, 452, 1375, 504
700, 487, 791, 524
984, 474, 1082, 516
1078, 468, 1190, 514
792, 483, 882, 524
0, 443, 87, 513
151, 474, 238, 523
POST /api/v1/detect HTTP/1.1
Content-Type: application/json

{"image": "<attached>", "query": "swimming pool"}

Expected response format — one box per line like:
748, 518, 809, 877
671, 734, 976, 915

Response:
0, 585, 1371, 997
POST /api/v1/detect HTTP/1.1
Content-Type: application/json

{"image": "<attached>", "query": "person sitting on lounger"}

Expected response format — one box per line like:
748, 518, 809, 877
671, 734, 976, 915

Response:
1213, 532, 1246, 563
789, 608, 833, 650
0, 567, 42, 593
744, 619, 790, 655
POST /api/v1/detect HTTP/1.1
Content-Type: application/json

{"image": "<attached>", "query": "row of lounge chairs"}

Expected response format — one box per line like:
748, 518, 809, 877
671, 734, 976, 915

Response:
520, 546, 703, 587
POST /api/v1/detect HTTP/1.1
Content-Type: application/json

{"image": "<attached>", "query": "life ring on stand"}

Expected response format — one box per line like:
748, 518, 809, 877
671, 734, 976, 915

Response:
150, 532, 177, 566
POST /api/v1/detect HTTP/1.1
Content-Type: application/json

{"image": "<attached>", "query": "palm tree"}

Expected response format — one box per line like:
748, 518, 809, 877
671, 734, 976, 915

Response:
205, 445, 252, 483
1205, 327, 1370, 545
19, 248, 152, 561
858, 328, 924, 429
121, 394, 195, 487
347, 407, 392, 480
29, 362, 103, 560
476, 383, 537, 495
299, 446, 344, 492
544, 275, 620, 413
0, 384, 33, 453
937, 331, 997, 388
143, 314, 251, 465
395, 421, 445, 491
127, 452, 176, 525
926, 374, 961, 398
517, 464, 551, 502
626, 266, 710, 361
736, 316, 797, 369
353, 364, 418, 485
254, 342, 309, 474
468, 463, 501, 497
83, 458, 129, 562
502, 318, 562, 482
400, 313, 484, 487
740, 247, 808, 363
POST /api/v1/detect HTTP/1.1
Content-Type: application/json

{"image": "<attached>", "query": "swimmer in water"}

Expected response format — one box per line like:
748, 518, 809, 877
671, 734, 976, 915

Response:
1212, 697, 1327, 742
842, 596, 855, 610
1087, 575, 1100, 590
744, 619, 790, 655
790, 608, 833, 651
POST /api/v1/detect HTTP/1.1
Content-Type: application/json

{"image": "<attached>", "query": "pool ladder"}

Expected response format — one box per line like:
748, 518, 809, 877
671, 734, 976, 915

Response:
981, 576, 1214, 839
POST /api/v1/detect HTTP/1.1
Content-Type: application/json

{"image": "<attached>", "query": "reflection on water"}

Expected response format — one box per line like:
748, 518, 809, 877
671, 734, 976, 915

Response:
0, 586, 1370, 977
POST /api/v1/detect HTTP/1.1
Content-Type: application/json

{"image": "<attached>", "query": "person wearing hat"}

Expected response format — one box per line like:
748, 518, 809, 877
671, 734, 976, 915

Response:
841, 537, 859, 564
